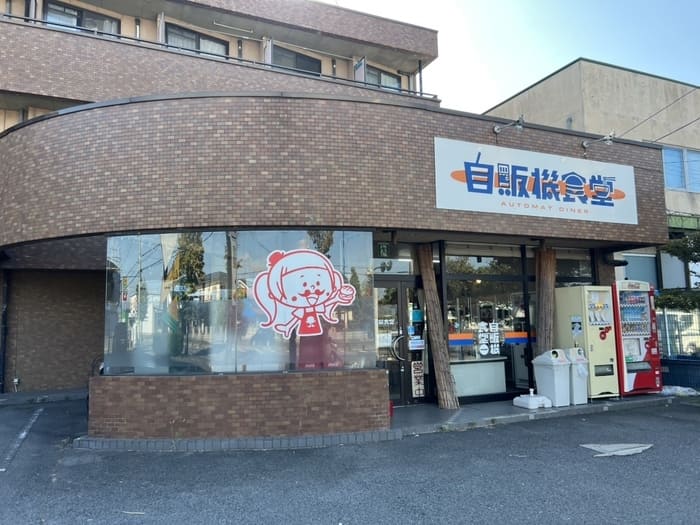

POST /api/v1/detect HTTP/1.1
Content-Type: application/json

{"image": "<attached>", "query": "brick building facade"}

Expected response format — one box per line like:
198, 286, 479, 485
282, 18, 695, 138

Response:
0, 1, 667, 439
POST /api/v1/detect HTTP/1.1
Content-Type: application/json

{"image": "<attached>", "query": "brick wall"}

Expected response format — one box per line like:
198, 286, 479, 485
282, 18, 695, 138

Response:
88, 369, 390, 438
188, 0, 438, 57
0, 21, 437, 108
4, 270, 104, 391
0, 95, 668, 249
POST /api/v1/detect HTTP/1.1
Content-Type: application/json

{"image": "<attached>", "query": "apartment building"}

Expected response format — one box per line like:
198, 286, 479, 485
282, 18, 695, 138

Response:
0, 4, 668, 439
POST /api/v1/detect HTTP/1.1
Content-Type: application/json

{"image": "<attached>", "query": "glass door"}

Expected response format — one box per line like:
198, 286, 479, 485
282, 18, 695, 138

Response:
375, 279, 428, 406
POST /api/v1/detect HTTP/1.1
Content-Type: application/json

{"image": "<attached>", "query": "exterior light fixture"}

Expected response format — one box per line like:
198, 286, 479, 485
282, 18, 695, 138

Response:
493, 115, 525, 134
582, 131, 615, 150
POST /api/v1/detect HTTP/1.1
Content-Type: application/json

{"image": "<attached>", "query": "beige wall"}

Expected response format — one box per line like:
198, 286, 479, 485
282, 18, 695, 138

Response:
667, 190, 700, 216
486, 59, 700, 220
488, 62, 586, 131
0, 109, 21, 132
489, 60, 700, 149
578, 61, 700, 148
7, 0, 21, 16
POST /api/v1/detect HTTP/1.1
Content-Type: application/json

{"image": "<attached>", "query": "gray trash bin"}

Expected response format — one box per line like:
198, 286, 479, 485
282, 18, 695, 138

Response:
533, 349, 571, 407
566, 347, 589, 405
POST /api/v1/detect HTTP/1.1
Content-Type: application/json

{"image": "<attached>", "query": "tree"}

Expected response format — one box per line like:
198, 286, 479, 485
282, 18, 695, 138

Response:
173, 232, 205, 355
307, 231, 334, 255
656, 232, 700, 311
176, 232, 205, 295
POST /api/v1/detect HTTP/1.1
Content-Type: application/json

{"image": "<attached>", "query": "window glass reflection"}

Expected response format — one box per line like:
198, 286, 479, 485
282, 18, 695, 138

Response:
446, 255, 522, 276
104, 230, 374, 375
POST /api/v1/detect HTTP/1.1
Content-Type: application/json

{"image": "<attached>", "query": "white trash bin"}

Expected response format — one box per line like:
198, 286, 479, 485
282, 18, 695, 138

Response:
533, 349, 571, 407
566, 347, 589, 405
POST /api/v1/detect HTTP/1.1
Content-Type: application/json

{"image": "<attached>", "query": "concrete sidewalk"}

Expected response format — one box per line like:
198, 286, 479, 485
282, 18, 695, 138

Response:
0, 387, 686, 451
391, 394, 679, 436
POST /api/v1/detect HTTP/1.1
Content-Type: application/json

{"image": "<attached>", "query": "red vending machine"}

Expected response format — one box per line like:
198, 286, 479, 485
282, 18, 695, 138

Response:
611, 280, 662, 396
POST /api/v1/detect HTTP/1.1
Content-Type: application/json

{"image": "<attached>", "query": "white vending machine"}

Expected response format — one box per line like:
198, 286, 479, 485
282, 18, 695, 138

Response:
554, 285, 619, 399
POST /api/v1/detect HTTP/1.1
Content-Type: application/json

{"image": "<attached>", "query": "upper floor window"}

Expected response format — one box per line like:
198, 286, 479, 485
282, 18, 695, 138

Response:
272, 46, 321, 75
165, 24, 229, 57
45, 1, 120, 35
663, 147, 700, 192
366, 66, 401, 91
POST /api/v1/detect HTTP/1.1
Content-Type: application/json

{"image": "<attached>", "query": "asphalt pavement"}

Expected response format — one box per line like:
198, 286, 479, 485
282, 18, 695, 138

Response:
1, 396, 699, 524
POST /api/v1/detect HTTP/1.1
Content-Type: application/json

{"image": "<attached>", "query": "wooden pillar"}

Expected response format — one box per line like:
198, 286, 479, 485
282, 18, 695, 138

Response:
592, 249, 616, 285
535, 244, 556, 357
416, 244, 459, 409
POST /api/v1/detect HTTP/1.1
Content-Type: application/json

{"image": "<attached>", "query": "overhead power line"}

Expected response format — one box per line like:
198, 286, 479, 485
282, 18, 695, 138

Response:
654, 115, 700, 142
618, 87, 697, 139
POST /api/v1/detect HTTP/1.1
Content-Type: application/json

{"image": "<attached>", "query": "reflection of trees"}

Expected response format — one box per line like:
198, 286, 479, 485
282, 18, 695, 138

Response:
349, 267, 373, 333
170, 232, 205, 356
446, 256, 520, 276
177, 232, 205, 294
136, 274, 148, 322
308, 231, 334, 256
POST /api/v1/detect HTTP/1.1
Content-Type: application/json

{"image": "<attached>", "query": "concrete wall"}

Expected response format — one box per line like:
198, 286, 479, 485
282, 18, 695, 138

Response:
488, 60, 700, 147
88, 369, 389, 438
487, 61, 586, 131
578, 61, 700, 147
486, 59, 700, 221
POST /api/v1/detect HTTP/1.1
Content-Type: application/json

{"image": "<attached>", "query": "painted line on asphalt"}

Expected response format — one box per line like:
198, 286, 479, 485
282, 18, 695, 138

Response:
0, 407, 44, 473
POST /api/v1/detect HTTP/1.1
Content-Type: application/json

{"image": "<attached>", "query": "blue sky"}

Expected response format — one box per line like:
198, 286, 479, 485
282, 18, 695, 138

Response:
324, 0, 700, 114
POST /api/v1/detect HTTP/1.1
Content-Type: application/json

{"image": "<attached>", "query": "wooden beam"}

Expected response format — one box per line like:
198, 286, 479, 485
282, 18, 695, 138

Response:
417, 244, 459, 409
535, 244, 556, 357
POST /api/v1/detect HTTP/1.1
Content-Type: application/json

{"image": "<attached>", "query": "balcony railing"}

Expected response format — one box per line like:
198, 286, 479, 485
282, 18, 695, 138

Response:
1, 12, 438, 101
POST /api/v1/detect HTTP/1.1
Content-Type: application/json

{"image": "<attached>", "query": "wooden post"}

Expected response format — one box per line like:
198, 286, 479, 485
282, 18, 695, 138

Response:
416, 244, 459, 409
535, 243, 556, 357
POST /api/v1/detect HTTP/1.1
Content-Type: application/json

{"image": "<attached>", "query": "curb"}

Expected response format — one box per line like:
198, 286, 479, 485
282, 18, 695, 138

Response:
439, 395, 676, 433
70, 395, 681, 452
73, 428, 404, 452
0, 389, 87, 406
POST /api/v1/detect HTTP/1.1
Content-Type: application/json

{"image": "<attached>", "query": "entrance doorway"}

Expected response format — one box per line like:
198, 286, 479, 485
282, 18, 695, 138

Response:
375, 278, 431, 406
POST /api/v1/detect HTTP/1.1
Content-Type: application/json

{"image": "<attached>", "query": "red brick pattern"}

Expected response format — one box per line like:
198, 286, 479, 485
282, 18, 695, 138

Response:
88, 369, 390, 438
0, 95, 668, 249
3, 270, 104, 391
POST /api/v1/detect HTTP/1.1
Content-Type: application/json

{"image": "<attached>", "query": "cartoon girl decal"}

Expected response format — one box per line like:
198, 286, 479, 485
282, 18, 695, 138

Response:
253, 249, 356, 339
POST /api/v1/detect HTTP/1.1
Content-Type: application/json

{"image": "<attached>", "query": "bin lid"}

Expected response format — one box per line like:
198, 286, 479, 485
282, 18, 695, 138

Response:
532, 349, 570, 365
565, 347, 588, 363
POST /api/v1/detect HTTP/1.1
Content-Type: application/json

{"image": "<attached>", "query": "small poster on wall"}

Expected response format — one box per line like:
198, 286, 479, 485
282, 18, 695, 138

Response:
411, 361, 425, 398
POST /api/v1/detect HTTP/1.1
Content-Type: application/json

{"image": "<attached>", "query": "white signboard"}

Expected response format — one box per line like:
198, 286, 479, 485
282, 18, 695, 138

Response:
411, 361, 425, 398
434, 137, 638, 225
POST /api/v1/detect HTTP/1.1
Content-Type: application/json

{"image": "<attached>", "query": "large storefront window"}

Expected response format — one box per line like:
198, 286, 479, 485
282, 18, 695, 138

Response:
104, 230, 374, 374
443, 244, 534, 394
443, 244, 593, 395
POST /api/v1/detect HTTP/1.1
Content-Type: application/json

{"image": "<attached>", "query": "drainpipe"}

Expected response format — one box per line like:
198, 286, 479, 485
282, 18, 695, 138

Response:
0, 271, 8, 393
418, 60, 423, 95
157, 12, 165, 43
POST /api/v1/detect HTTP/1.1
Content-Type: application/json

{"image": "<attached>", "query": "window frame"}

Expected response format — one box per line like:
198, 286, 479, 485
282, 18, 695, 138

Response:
165, 23, 229, 57
663, 146, 700, 192
366, 65, 402, 91
272, 45, 322, 76
44, 1, 120, 35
